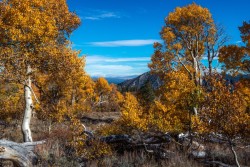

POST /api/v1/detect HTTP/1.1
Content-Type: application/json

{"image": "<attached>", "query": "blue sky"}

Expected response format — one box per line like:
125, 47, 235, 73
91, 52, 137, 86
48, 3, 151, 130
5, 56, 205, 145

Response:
68, 0, 250, 77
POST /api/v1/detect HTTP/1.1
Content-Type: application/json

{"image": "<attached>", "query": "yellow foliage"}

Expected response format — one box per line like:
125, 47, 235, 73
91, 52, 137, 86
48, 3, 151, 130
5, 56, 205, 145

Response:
70, 117, 112, 160
99, 93, 146, 135
195, 76, 250, 139
0, 82, 23, 122
95, 77, 112, 94
239, 21, 250, 48
92, 78, 124, 112
35, 50, 94, 121
219, 45, 247, 75
120, 93, 146, 130
0, 0, 82, 122
147, 69, 200, 133
237, 80, 250, 109
150, 3, 216, 87
219, 21, 250, 74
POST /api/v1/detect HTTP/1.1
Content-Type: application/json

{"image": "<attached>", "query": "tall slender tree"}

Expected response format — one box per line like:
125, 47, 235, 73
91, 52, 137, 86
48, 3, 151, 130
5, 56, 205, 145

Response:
0, 0, 80, 142
149, 3, 217, 120
149, 3, 216, 87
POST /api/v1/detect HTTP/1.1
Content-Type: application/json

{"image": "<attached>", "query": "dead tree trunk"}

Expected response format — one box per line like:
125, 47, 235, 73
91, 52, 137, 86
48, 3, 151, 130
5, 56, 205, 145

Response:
0, 140, 45, 167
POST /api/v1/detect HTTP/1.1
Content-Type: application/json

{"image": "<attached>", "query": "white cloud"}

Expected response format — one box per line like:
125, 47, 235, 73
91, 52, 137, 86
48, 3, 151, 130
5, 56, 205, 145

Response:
84, 55, 150, 77
236, 40, 244, 46
202, 54, 219, 60
88, 65, 133, 70
86, 55, 150, 64
83, 11, 121, 20
86, 65, 133, 77
84, 16, 100, 20
99, 12, 120, 18
88, 39, 160, 47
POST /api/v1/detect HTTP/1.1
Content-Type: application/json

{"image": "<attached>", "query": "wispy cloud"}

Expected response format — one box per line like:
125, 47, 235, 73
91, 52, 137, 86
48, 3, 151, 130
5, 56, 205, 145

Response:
202, 56, 219, 60
86, 65, 134, 77
236, 40, 244, 46
88, 39, 160, 47
83, 10, 121, 20
86, 55, 150, 64
84, 55, 150, 77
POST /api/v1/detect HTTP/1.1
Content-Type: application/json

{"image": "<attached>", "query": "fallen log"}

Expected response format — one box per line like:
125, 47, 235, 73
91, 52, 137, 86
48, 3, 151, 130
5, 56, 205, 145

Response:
81, 129, 206, 160
81, 116, 115, 124
99, 134, 173, 159
0, 140, 45, 167
100, 133, 171, 145
100, 134, 132, 144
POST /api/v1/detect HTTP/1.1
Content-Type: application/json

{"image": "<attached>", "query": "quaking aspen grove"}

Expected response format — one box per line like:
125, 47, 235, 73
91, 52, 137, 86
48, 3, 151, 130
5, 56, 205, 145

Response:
0, 1, 249, 167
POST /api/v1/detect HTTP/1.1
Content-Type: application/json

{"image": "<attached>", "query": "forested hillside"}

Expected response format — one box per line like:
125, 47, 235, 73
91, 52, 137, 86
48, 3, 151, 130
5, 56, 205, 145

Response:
0, 1, 249, 167
118, 71, 162, 91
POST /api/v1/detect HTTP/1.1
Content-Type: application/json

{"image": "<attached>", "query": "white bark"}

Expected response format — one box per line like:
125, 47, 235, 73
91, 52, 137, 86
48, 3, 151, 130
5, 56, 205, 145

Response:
22, 65, 33, 142
193, 107, 198, 116
0, 140, 45, 167
192, 57, 201, 116
193, 57, 200, 86
230, 143, 241, 167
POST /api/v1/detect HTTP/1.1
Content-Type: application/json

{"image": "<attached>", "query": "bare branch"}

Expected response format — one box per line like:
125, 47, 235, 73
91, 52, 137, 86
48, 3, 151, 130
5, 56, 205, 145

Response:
176, 53, 192, 78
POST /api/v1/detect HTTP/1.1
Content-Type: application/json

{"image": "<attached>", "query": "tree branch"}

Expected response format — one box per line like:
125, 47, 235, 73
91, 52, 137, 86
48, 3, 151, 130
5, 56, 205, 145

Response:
176, 53, 192, 79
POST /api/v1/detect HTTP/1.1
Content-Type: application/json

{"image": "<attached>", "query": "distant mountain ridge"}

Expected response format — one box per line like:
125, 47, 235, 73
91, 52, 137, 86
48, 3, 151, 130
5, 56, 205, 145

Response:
118, 71, 162, 91
92, 72, 249, 91
117, 72, 250, 92
92, 75, 138, 84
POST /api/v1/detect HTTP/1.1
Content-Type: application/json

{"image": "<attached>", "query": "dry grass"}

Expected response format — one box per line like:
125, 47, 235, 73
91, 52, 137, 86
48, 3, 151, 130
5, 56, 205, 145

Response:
1, 113, 250, 167
205, 143, 250, 166
86, 150, 201, 167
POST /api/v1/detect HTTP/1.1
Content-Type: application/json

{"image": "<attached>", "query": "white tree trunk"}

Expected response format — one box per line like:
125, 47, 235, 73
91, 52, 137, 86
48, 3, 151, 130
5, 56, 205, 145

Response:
192, 57, 201, 116
230, 143, 241, 167
193, 107, 198, 116
22, 65, 33, 142
193, 57, 200, 86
